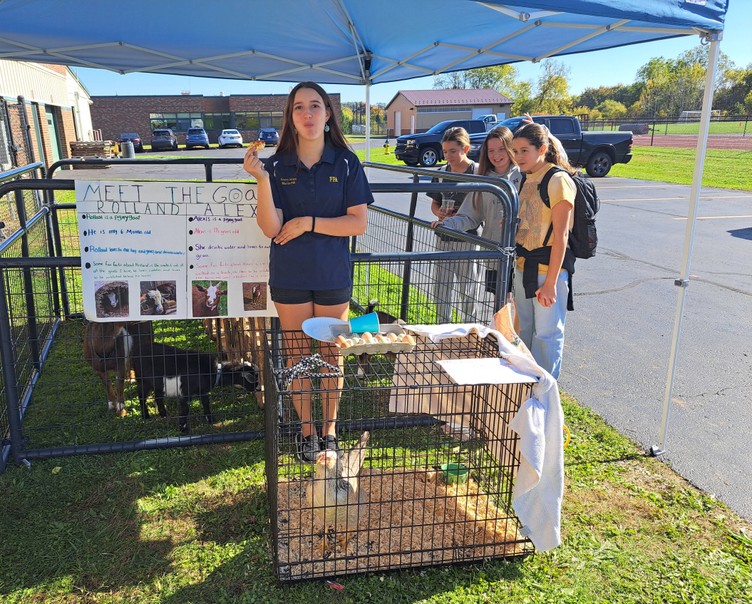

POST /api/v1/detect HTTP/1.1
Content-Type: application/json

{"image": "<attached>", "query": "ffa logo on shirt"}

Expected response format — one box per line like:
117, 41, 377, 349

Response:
281, 177, 297, 186
329, 176, 339, 183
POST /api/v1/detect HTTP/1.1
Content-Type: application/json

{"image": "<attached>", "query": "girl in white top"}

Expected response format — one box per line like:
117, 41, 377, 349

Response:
434, 126, 521, 308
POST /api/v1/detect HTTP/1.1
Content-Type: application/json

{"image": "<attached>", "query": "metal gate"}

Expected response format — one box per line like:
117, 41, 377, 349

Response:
0, 157, 518, 473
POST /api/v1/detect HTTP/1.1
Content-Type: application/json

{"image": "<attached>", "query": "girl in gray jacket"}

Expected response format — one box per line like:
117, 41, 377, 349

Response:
433, 126, 521, 314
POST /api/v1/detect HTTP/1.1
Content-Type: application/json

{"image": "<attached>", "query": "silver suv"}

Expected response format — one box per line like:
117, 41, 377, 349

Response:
151, 129, 178, 151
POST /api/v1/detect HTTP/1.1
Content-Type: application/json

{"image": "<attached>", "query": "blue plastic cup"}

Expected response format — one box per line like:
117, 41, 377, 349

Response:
349, 312, 379, 334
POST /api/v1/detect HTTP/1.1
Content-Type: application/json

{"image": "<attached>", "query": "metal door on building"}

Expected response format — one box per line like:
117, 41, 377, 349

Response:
0, 106, 11, 170
45, 110, 62, 164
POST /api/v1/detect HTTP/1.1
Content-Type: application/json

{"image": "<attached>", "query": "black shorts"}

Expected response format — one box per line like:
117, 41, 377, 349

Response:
270, 286, 351, 306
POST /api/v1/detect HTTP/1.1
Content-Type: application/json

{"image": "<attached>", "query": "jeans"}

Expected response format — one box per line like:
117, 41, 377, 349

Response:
513, 268, 569, 379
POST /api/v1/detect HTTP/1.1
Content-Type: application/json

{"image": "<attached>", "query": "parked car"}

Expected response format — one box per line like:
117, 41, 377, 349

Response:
394, 119, 488, 167
258, 128, 279, 146
184, 127, 210, 149
115, 132, 143, 153
467, 115, 633, 177
218, 129, 244, 148
150, 128, 178, 151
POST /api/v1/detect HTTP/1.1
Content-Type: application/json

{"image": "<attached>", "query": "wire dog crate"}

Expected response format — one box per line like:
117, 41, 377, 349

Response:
265, 329, 534, 581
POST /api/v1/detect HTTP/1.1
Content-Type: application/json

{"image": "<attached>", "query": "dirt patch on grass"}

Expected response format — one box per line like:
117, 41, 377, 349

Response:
633, 134, 752, 150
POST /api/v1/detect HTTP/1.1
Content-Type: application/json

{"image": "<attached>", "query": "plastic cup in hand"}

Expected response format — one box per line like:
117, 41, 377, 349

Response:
349, 312, 379, 334
441, 199, 455, 216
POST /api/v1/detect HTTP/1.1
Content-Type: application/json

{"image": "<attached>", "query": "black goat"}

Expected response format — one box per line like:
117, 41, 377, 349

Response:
132, 341, 259, 433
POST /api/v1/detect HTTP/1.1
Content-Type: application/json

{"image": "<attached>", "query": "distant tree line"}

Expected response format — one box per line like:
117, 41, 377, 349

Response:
432, 45, 752, 120
341, 101, 387, 134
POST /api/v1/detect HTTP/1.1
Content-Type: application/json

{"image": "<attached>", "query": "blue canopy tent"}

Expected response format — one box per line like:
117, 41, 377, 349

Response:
0, 0, 730, 453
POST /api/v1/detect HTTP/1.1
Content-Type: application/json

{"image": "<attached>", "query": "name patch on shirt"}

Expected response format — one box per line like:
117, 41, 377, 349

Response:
280, 177, 297, 186
329, 176, 339, 183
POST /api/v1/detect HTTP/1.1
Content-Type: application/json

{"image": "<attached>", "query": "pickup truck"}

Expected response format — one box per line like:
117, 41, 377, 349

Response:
467, 115, 633, 177
394, 119, 488, 167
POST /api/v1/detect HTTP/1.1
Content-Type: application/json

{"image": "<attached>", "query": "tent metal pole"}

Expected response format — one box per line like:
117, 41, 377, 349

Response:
651, 32, 722, 457
365, 82, 371, 163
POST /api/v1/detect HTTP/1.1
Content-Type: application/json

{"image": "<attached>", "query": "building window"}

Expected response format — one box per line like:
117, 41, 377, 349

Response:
258, 111, 284, 129
149, 113, 203, 133
235, 112, 259, 131
235, 111, 283, 131
417, 106, 471, 114
204, 113, 231, 130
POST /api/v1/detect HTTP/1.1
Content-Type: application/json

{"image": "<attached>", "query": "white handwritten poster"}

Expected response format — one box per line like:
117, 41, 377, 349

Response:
76, 180, 276, 321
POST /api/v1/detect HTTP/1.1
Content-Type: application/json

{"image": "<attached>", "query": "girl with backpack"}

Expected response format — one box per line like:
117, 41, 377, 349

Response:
512, 123, 576, 379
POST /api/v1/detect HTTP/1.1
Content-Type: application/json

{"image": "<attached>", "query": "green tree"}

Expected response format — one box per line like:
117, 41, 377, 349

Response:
714, 65, 752, 113
433, 65, 519, 101
464, 65, 518, 94
370, 104, 386, 133
510, 80, 534, 115
575, 83, 642, 110
633, 45, 736, 118
533, 60, 571, 114
433, 71, 469, 89
595, 99, 628, 119
340, 106, 353, 134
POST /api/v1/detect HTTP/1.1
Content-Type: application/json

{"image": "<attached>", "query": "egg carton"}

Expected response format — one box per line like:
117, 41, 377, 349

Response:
331, 324, 416, 356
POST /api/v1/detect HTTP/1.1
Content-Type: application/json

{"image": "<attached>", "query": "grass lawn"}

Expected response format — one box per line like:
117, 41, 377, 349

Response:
609, 146, 752, 190
1, 386, 749, 603
591, 120, 752, 136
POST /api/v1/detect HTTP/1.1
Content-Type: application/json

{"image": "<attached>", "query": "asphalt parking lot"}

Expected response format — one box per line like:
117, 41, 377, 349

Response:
58, 147, 752, 520
557, 176, 752, 520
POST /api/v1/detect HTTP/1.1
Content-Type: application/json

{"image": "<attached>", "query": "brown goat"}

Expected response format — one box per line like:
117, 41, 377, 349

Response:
83, 321, 154, 416
192, 282, 224, 317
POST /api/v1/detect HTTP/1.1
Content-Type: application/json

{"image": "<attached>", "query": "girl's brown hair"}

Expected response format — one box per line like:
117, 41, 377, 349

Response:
441, 126, 470, 148
478, 125, 516, 175
277, 81, 349, 155
513, 123, 575, 174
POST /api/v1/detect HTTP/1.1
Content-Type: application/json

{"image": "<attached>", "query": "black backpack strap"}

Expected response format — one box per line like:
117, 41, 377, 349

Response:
540, 166, 565, 246
537, 166, 563, 208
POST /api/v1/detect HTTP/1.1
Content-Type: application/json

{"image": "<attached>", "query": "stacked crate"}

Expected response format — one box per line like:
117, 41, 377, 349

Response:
69, 141, 116, 168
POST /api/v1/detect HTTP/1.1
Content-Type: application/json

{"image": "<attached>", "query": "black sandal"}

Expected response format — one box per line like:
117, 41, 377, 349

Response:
321, 434, 340, 453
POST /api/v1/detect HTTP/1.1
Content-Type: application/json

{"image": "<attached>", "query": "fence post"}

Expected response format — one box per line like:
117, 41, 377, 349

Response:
15, 189, 41, 370
400, 174, 421, 321
0, 268, 27, 468
42, 189, 63, 318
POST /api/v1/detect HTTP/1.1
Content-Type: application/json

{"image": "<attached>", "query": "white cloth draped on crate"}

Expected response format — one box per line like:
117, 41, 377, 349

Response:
392, 323, 564, 552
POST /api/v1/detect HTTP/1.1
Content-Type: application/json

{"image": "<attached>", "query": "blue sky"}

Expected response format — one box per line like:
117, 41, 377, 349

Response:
76, 2, 749, 105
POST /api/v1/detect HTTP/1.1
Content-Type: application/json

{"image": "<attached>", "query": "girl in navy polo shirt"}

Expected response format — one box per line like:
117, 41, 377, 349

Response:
244, 81, 374, 462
